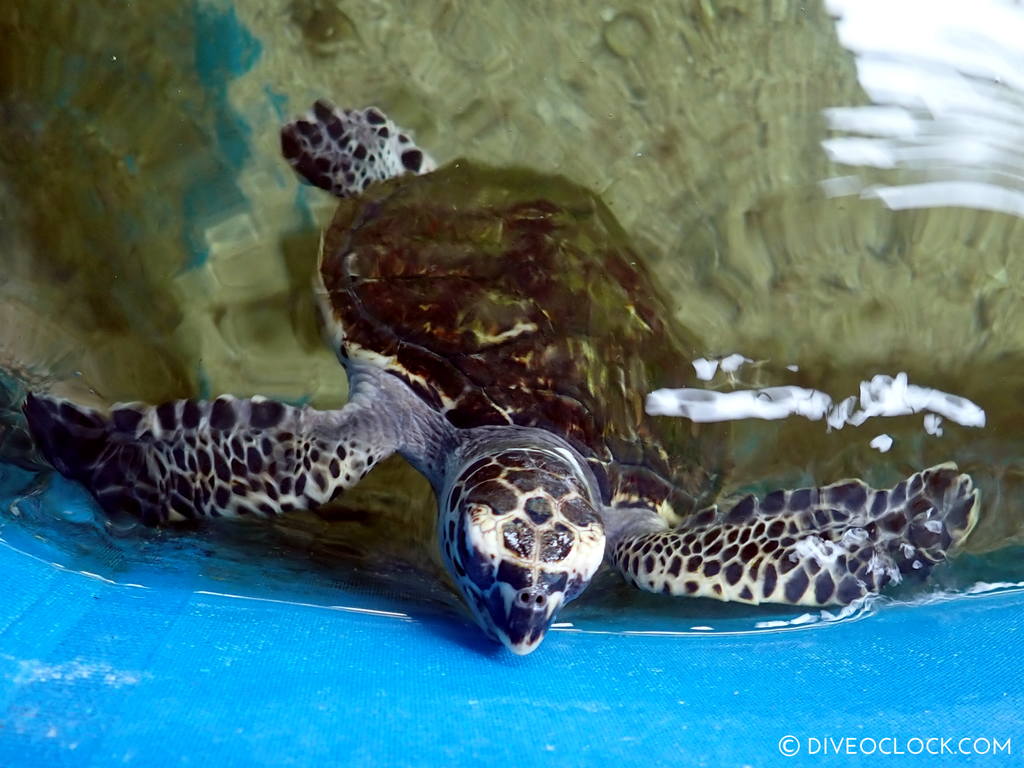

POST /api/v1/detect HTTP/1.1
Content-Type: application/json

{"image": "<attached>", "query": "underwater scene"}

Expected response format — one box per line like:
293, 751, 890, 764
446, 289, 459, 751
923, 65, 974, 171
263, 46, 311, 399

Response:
2, 0, 1024, 708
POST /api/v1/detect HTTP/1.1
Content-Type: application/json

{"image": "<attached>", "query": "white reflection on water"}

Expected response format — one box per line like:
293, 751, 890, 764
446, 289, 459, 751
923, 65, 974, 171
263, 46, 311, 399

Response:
822, 0, 1024, 217
869, 434, 894, 453
647, 371, 986, 431
690, 354, 753, 381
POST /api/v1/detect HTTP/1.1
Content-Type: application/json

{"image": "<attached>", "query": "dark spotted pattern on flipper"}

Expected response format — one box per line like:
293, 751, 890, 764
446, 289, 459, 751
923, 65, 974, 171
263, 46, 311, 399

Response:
23, 393, 392, 524
610, 464, 979, 606
281, 101, 436, 198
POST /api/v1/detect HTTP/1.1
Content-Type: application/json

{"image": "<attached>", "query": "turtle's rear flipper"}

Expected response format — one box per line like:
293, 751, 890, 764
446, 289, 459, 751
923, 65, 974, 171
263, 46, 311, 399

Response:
609, 463, 979, 606
22, 393, 397, 525
280, 100, 436, 198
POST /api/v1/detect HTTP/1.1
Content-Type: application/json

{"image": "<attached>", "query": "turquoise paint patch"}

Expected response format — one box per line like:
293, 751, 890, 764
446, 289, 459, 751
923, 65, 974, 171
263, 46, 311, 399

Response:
122, 154, 139, 174
293, 183, 316, 229
264, 85, 288, 121
181, 2, 262, 270
118, 213, 144, 245
196, 364, 212, 400
180, 175, 248, 274
53, 54, 87, 109
268, 87, 317, 229
193, 1, 261, 170
193, 3, 262, 89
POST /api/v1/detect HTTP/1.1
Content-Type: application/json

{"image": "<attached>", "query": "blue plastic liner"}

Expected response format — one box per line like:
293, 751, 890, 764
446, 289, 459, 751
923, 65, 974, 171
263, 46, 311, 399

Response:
0, 535, 1021, 768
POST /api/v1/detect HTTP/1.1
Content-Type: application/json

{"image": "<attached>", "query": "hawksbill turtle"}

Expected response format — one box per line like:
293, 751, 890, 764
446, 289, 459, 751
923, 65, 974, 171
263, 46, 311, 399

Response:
23, 100, 979, 654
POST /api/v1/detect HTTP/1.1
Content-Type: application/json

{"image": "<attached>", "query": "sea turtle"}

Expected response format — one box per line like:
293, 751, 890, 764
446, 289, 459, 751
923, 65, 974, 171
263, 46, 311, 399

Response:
23, 100, 979, 655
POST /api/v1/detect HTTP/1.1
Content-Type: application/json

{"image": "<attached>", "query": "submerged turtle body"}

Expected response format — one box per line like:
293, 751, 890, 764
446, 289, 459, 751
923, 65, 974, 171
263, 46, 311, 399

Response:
317, 160, 727, 523
23, 101, 980, 655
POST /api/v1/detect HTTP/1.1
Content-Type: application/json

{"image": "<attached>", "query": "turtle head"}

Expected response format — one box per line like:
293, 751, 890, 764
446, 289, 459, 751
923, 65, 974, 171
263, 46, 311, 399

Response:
440, 448, 605, 655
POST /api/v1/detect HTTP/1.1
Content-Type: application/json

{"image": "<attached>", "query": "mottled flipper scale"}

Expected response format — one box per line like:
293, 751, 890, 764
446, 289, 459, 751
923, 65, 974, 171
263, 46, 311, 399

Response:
280, 100, 436, 198
23, 393, 397, 524
610, 464, 979, 606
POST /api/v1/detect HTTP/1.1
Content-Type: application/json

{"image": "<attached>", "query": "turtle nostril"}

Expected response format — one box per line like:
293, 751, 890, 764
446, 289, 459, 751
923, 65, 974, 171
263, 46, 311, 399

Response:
516, 588, 547, 609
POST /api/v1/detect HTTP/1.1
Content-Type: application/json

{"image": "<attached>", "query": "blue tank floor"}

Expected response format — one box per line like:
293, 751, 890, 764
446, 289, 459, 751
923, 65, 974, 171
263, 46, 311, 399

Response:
0, 536, 1021, 768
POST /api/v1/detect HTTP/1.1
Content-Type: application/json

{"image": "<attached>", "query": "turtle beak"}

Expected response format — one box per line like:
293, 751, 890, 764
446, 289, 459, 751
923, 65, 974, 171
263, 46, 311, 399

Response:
444, 514, 582, 654
490, 583, 566, 655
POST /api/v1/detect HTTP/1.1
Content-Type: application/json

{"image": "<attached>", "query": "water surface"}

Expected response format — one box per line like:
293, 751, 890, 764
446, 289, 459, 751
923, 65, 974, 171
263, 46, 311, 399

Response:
2, 0, 1022, 636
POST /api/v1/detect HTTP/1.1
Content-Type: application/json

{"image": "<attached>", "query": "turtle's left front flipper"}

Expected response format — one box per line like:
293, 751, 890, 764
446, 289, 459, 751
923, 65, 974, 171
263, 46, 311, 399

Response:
608, 464, 979, 606
23, 393, 398, 524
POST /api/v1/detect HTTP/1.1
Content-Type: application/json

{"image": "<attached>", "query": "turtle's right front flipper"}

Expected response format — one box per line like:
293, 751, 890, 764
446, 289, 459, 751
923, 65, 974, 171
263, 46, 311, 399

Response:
609, 464, 979, 606
23, 393, 397, 524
